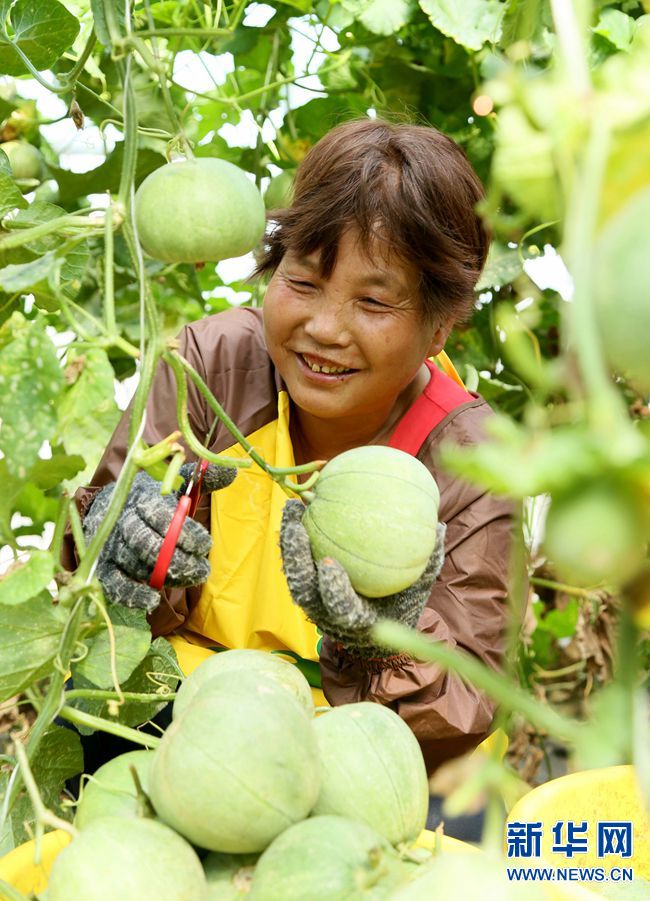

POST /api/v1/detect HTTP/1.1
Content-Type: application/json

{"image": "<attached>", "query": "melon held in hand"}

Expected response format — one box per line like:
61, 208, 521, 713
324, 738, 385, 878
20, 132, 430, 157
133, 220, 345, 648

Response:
302, 446, 440, 597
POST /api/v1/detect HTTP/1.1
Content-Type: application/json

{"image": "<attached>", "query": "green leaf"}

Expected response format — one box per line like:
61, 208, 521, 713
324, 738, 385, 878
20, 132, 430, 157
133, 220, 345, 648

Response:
341, 0, 417, 35
0, 169, 28, 218
28, 453, 86, 490
0, 312, 64, 479
535, 597, 580, 639
90, 0, 124, 46
108, 605, 150, 631
0, 250, 58, 292
56, 347, 121, 491
0, 549, 54, 605
12, 481, 58, 529
0, 0, 80, 76
593, 8, 636, 52
4, 726, 83, 848
31, 725, 84, 803
475, 243, 524, 291
293, 95, 369, 140
70, 638, 181, 733
31, 240, 90, 310
501, 0, 548, 46
418, 0, 506, 50
0, 592, 64, 702
74, 624, 153, 689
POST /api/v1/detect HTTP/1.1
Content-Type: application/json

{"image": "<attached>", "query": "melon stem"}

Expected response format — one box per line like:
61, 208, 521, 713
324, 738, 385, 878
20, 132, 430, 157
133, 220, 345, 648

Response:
166, 349, 325, 493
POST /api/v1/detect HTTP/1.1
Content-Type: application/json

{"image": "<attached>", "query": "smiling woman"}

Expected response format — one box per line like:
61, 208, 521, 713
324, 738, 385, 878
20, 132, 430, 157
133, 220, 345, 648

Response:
66, 116, 514, 779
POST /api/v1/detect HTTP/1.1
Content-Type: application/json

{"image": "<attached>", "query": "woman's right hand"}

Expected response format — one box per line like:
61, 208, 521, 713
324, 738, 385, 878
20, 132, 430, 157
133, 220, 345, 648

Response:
82, 463, 237, 612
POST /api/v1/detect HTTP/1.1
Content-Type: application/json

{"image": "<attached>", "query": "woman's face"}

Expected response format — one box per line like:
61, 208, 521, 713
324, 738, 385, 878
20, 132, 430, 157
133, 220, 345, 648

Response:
262, 228, 453, 425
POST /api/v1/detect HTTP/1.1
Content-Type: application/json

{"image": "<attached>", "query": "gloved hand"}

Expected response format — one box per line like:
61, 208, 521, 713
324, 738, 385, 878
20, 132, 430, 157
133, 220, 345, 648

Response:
83, 462, 237, 612
279, 499, 446, 660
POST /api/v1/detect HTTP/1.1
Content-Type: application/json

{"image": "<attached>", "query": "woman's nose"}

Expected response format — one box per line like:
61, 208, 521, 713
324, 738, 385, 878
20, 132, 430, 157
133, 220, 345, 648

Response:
302, 297, 350, 345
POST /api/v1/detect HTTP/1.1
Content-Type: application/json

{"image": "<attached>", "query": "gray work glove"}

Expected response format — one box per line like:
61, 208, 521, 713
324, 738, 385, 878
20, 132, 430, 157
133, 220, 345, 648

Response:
279, 499, 446, 660
83, 462, 237, 612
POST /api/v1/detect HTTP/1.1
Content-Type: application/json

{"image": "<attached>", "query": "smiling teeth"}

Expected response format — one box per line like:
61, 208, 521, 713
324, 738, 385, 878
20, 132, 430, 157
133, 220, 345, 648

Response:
303, 356, 350, 374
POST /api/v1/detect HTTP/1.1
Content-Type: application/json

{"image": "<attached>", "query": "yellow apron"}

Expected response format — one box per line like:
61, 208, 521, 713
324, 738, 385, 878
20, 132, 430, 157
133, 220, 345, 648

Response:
167, 391, 328, 706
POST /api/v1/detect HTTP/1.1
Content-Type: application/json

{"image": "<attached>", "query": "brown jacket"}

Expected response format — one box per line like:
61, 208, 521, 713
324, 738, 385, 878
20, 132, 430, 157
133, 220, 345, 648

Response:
64, 308, 514, 774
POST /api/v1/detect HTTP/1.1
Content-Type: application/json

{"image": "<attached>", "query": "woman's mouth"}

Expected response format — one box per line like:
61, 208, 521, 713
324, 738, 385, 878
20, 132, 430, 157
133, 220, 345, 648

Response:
296, 352, 358, 381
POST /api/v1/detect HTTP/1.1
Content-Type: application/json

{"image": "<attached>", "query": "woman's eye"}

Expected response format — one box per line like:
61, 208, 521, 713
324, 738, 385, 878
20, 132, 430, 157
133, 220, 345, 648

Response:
288, 279, 315, 290
361, 296, 387, 308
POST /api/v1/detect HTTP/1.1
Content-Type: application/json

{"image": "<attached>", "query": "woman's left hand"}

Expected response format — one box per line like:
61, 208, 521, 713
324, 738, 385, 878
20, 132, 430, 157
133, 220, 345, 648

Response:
279, 499, 446, 659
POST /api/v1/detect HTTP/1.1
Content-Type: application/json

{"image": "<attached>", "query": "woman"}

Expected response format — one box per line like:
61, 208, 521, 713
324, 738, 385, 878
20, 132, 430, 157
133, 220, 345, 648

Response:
68, 118, 513, 776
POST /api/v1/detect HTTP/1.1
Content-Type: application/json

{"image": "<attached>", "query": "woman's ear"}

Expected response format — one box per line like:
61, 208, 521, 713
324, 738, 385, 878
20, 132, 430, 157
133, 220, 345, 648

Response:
427, 316, 455, 358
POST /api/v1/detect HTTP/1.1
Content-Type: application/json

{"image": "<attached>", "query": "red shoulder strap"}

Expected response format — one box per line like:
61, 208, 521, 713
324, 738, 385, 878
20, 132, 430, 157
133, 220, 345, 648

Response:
388, 359, 473, 456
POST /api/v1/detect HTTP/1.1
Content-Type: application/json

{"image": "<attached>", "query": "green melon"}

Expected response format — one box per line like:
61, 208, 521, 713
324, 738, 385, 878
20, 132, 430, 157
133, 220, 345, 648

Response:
249, 815, 411, 900
203, 852, 258, 899
264, 170, 295, 210
311, 702, 428, 846
1, 140, 44, 189
543, 482, 648, 587
47, 816, 207, 900
134, 157, 266, 264
173, 648, 314, 720
303, 446, 440, 597
593, 187, 650, 393
149, 674, 320, 853
75, 750, 155, 829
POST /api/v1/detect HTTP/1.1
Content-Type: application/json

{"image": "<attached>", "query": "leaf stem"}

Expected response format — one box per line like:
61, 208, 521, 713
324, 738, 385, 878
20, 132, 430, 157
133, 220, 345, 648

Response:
0, 215, 105, 250
530, 575, 603, 598
165, 350, 324, 488
64, 689, 177, 703
49, 495, 72, 565
133, 25, 232, 40
58, 705, 162, 748
67, 499, 87, 561
62, 28, 98, 86
163, 351, 253, 469
103, 197, 116, 334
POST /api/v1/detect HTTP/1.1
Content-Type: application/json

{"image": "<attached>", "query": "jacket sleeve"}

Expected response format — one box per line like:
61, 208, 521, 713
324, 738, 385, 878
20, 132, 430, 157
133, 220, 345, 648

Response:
318, 461, 514, 775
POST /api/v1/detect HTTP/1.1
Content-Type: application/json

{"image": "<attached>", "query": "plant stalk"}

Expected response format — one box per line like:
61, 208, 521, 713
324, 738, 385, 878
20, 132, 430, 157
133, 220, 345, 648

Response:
58, 706, 162, 748
64, 689, 177, 703
166, 350, 324, 489
0, 215, 104, 250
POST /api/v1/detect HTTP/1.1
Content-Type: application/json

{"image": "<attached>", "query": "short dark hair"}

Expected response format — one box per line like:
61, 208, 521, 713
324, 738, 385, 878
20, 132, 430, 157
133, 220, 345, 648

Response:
254, 117, 490, 324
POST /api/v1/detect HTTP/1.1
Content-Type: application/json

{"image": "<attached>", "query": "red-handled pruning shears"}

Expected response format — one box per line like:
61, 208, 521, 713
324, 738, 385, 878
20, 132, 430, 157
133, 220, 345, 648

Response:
149, 457, 210, 591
